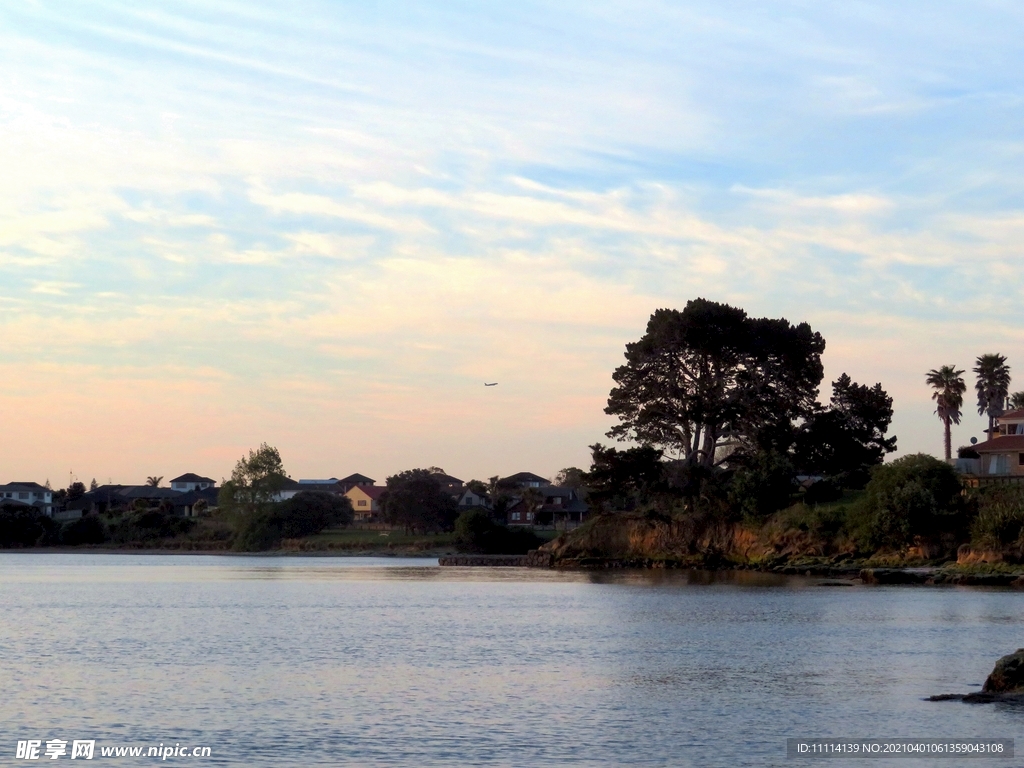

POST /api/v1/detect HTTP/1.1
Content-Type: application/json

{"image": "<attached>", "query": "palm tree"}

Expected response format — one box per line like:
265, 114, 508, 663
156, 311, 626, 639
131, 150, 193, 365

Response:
926, 365, 966, 462
146, 476, 163, 487
1010, 392, 1024, 410
974, 353, 1011, 439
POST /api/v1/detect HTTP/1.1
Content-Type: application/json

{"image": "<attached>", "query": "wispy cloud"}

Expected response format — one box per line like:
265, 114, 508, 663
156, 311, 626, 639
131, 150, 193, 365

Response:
0, 0, 1022, 481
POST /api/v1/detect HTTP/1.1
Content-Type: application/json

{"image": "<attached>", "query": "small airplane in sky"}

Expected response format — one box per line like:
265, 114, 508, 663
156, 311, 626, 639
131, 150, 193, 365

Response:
484, 382, 498, 386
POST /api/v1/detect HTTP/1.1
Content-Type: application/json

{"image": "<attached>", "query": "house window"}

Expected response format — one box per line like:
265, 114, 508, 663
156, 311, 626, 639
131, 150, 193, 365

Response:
990, 455, 1010, 474
511, 512, 520, 521
1018, 453, 1024, 466
358, 500, 367, 507
526, 512, 532, 520
18, 493, 27, 499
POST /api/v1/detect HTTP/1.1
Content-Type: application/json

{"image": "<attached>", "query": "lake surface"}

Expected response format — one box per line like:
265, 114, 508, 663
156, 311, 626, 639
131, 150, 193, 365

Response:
1, 554, 1023, 766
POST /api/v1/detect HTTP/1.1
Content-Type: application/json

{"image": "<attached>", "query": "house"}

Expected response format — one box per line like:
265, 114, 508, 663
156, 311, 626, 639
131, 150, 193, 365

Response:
269, 475, 303, 502
169, 473, 216, 492
507, 484, 588, 528
345, 485, 386, 521
297, 479, 349, 495
501, 471, 548, 488
432, 473, 464, 492
56, 484, 182, 521
172, 486, 220, 517
967, 409, 1024, 481
455, 487, 490, 509
0, 482, 54, 516
338, 473, 376, 492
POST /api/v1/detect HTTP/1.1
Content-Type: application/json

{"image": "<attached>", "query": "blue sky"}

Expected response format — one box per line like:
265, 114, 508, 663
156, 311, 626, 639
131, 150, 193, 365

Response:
1, 1, 1023, 484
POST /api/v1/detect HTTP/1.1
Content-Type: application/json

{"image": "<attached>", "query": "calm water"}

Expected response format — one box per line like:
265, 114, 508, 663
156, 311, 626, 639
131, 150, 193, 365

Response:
1, 554, 1023, 767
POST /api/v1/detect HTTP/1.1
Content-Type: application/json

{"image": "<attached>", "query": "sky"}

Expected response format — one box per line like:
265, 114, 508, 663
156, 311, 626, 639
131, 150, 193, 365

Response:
2, 0, 1023, 487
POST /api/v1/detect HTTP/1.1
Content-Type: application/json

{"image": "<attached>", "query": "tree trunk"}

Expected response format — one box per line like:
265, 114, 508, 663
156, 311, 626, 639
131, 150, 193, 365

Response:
944, 415, 952, 462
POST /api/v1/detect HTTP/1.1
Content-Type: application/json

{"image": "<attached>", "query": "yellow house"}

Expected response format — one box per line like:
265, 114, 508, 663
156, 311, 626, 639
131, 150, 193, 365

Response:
345, 485, 385, 521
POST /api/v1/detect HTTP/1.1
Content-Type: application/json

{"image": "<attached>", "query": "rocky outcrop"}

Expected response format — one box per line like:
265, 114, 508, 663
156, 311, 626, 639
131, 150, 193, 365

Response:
982, 649, 1024, 693
536, 512, 738, 568
860, 568, 929, 584
929, 649, 1024, 703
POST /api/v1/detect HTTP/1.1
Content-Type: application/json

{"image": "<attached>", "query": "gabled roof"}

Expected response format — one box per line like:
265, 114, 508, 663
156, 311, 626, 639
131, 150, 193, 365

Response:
340, 473, 375, 484
8, 481, 49, 490
170, 473, 215, 484
347, 485, 386, 500
999, 409, 1024, 421
971, 435, 1024, 453
502, 471, 549, 485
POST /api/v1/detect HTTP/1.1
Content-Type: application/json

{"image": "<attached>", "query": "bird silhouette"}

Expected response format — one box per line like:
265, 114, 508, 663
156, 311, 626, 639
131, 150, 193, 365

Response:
484, 382, 498, 386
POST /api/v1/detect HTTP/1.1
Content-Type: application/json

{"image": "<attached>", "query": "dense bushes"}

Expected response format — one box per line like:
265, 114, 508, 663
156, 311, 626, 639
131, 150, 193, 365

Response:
454, 509, 542, 554
60, 515, 108, 545
861, 454, 965, 550
729, 451, 797, 521
233, 491, 353, 551
0, 505, 59, 547
110, 508, 194, 544
970, 486, 1024, 553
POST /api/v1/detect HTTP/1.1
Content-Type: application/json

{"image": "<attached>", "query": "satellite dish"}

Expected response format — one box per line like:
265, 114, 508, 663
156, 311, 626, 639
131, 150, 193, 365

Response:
970, 437, 978, 444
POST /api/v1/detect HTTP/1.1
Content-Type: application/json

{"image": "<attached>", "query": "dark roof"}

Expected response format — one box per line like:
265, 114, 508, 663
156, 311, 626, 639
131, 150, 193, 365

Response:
172, 487, 220, 505
270, 474, 302, 490
294, 482, 345, 493
0, 498, 33, 508
972, 436, 1024, 453
7, 481, 49, 490
119, 486, 182, 499
340, 473, 375, 484
433, 473, 463, 486
502, 472, 549, 485
539, 485, 575, 498
999, 409, 1024, 421
170, 473, 215, 484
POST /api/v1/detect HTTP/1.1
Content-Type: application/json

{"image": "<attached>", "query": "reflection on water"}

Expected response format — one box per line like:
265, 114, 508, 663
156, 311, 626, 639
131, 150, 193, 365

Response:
2, 554, 1023, 767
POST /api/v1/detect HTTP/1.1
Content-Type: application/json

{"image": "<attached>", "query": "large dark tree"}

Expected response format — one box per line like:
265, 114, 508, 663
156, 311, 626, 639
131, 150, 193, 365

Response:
796, 373, 896, 484
381, 469, 459, 533
605, 300, 825, 467
584, 444, 666, 510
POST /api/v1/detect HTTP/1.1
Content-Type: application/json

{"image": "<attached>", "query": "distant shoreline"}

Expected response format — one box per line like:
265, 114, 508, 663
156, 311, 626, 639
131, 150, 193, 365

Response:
0, 547, 450, 558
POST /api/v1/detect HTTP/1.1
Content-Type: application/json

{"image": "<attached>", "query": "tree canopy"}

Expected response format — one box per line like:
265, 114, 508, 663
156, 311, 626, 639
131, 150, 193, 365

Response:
795, 373, 896, 485
219, 443, 288, 514
974, 353, 1011, 438
380, 469, 459, 533
605, 299, 825, 467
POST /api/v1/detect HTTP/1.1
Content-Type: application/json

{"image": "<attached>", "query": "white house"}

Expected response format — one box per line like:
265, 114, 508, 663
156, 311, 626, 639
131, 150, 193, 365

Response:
169, 473, 216, 493
0, 482, 54, 516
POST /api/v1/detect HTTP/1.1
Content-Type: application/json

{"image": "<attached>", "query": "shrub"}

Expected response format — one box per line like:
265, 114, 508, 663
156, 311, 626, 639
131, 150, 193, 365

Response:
278, 492, 353, 538
232, 493, 353, 551
110, 508, 194, 543
233, 509, 283, 551
970, 486, 1024, 551
730, 451, 797, 521
454, 509, 542, 554
60, 515, 107, 546
804, 479, 843, 506
0, 505, 59, 547
862, 454, 964, 551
